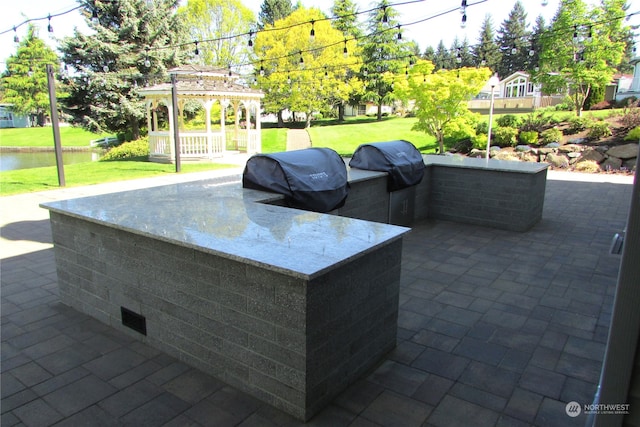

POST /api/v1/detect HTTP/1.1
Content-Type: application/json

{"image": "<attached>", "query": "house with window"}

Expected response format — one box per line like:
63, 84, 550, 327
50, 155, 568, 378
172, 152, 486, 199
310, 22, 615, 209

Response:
469, 71, 564, 113
0, 104, 30, 128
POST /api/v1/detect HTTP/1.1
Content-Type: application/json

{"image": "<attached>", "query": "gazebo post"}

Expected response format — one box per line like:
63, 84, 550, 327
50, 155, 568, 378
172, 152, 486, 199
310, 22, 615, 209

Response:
220, 100, 227, 155
254, 102, 262, 153
234, 101, 241, 151
204, 99, 213, 159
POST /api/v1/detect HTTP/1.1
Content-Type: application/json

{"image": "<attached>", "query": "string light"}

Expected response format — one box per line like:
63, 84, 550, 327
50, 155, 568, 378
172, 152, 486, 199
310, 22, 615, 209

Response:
461, 0, 467, 14
573, 26, 578, 41
461, 13, 467, 29
13, 27, 18, 43
541, 0, 548, 6
47, 15, 53, 33
310, 20, 315, 41
511, 44, 517, 54
144, 47, 151, 68
343, 39, 348, 58
194, 41, 199, 56
381, 6, 388, 24
91, 8, 99, 24
248, 31, 253, 47
397, 25, 402, 40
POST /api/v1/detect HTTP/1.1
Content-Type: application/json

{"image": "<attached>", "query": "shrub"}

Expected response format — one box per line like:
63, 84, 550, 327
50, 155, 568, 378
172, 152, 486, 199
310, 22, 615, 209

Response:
519, 131, 539, 145
476, 121, 489, 135
496, 114, 521, 128
619, 105, 640, 129
566, 116, 591, 134
624, 126, 640, 141
100, 138, 149, 161
520, 111, 551, 133
492, 126, 519, 147
586, 121, 612, 140
574, 160, 601, 173
471, 133, 488, 150
540, 128, 563, 145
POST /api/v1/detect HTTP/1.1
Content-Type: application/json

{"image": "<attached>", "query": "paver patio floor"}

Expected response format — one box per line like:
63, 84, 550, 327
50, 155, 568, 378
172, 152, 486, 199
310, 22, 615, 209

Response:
1, 170, 634, 426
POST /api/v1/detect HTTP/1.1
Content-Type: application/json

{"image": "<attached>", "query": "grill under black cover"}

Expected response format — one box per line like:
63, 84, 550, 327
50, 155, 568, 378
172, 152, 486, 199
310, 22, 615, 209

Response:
243, 148, 349, 213
349, 140, 426, 191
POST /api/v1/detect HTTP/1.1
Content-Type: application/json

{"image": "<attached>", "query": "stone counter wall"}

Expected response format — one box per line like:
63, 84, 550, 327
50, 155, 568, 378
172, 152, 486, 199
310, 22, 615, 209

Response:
49, 211, 401, 421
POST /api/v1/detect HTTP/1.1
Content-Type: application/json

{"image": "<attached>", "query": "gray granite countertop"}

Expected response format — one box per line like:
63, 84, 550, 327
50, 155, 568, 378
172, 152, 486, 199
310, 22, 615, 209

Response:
424, 154, 549, 173
41, 178, 409, 279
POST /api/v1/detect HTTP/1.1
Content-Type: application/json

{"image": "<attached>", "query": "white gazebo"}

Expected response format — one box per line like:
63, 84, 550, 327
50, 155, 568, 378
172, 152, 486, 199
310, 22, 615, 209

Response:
139, 65, 264, 163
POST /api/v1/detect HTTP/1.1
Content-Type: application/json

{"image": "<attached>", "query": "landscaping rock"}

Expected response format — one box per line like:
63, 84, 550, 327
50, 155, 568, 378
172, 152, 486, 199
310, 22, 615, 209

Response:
623, 158, 637, 171
469, 149, 486, 158
545, 153, 569, 168
538, 147, 556, 155
595, 146, 609, 153
558, 144, 582, 153
493, 150, 520, 161
578, 149, 605, 164
568, 138, 587, 144
567, 152, 581, 158
601, 156, 623, 171
515, 145, 532, 152
518, 152, 538, 162
606, 143, 639, 160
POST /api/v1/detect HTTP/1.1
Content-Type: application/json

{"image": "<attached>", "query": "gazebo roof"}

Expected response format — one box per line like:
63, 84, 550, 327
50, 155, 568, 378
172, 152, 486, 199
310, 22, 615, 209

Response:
139, 65, 263, 98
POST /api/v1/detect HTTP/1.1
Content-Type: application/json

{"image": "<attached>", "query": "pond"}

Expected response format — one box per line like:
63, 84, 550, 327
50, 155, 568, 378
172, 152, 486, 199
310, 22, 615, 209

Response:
0, 150, 104, 172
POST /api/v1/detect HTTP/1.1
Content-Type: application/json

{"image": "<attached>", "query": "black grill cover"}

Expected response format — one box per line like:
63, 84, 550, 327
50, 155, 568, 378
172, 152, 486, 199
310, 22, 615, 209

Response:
349, 140, 425, 191
242, 148, 349, 213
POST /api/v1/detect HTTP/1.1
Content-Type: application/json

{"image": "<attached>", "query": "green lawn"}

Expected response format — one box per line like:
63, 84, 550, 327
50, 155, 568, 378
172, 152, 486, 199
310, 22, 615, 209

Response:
0, 161, 236, 196
308, 117, 437, 156
0, 126, 110, 147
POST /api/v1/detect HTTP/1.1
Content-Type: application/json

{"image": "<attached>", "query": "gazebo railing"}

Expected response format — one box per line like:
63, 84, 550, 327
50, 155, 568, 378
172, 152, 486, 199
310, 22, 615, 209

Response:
150, 130, 259, 160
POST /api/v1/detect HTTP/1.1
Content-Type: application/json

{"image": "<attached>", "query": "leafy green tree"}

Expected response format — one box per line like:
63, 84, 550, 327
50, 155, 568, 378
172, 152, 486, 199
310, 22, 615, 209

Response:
254, 7, 359, 128
495, 0, 530, 78
537, 0, 627, 116
1, 25, 59, 126
393, 60, 491, 154
357, 0, 413, 120
178, 0, 255, 68
59, 0, 187, 140
258, 0, 294, 28
472, 14, 501, 72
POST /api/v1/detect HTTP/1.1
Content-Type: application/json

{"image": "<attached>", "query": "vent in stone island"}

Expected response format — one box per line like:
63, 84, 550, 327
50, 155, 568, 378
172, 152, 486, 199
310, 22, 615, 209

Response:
121, 307, 147, 335
243, 147, 349, 213
349, 140, 425, 191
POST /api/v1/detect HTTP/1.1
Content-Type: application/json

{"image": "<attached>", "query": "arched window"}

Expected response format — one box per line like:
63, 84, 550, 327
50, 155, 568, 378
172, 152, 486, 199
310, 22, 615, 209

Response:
505, 77, 528, 98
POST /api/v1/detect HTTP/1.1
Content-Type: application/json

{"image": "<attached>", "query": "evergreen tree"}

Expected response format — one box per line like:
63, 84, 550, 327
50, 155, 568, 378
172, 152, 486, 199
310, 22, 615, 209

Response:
472, 14, 501, 72
59, 0, 187, 140
1, 25, 59, 126
433, 40, 452, 70
258, 0, 294, 28
495, 0, 530, 78
331, 0, 363, 39
527, 15, 546, 73
357, 0, 412, 120
422, 45, 435, 62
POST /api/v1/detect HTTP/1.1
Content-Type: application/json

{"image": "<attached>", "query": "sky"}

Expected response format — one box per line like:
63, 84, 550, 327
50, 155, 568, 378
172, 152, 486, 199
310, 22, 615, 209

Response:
1, 0, 638, 70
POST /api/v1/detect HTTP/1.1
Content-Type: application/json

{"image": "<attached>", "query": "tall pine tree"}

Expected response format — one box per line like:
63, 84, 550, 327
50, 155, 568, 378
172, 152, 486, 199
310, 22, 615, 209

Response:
59, 0, 187, 140
1, 25, 59, 126
495, 0, 530, 78
357, 0, 412, 120
433, 40, 452, 70
331, 0, 363, 39
258, 0, 294, 28
472, 14, 501, 72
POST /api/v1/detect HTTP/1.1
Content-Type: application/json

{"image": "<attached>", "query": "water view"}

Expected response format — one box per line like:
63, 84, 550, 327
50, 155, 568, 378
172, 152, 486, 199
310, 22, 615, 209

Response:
0, 150, 103, 172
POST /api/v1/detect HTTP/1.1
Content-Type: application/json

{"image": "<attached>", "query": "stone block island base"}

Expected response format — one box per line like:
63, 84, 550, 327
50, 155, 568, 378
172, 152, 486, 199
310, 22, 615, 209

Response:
42, 181, 409, 421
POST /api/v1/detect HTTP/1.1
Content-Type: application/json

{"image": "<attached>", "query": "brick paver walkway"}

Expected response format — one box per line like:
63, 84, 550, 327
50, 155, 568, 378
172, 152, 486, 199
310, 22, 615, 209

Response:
1, 169, 634, 426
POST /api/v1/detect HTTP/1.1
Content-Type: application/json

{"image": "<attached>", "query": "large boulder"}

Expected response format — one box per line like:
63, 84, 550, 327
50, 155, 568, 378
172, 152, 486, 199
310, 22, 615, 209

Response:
545, 153, 569, 168
623, 158, 637, 171
558, 144, 583, 153
606, 143, 639, 159
601, 156, 623, 171
578, 149, 605, 164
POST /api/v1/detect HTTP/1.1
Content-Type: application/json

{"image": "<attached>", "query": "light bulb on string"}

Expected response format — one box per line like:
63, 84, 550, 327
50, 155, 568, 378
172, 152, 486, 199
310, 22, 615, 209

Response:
259, 63, 265, 76
397, 25, 402, 40
460, 0, 467, 14
381, 6, 388, 24
194, 41, 199, 56
47, 15, 53, 33
461, 13, 467, 29
310, 20, 315, 41
299, 51, 304, 65
103, 64, 109, 72
143, 47, 151, 68
541, 0, 548, 5
248, 31, 253, 47
343, 39, 348, 58
287, 74, 291, 84
573, 26, 578, 41
480, 58, 486, 66
587, 26, 592, 42
511, 44, 517, 54
91, 7, 99, 24
13, 27, 19, 43
529, 46, 535, 57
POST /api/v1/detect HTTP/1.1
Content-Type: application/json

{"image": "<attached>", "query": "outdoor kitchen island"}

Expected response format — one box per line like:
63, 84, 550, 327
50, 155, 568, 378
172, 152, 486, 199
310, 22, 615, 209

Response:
40, 177, 409, 422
